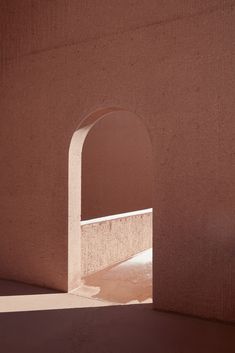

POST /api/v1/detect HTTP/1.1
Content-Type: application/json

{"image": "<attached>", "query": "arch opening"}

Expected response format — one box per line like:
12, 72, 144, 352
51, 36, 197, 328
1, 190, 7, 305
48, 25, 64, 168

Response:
69, 108, 153, 305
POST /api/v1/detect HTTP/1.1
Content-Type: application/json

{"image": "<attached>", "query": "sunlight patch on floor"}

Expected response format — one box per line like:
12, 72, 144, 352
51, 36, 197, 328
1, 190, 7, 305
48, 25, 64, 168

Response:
73, 248, 152, 304
0, 248, 152, 312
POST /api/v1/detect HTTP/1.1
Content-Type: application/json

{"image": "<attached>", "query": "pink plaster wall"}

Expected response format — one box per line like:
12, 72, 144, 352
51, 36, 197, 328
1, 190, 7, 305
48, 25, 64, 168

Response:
82, 113, 152, 220
0, 1, 235, 321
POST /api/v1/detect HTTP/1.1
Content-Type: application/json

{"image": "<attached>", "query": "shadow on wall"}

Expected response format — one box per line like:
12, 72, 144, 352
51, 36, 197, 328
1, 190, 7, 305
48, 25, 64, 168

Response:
0, 303, 235, 353
81, 111, 153, 220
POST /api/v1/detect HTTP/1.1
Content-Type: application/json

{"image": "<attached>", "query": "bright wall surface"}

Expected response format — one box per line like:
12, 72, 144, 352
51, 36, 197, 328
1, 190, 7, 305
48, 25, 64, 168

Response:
81, 209, 152, 276
0, 1, 234, 321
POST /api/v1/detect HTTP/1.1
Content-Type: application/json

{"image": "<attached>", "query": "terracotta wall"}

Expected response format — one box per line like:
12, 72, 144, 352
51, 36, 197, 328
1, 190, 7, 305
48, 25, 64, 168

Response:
0, 1, 234, 321
82, 113, 152, 220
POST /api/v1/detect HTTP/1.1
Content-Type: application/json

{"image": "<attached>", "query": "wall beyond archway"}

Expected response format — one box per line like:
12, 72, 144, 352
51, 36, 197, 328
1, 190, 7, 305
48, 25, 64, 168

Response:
68, 108, 153, 290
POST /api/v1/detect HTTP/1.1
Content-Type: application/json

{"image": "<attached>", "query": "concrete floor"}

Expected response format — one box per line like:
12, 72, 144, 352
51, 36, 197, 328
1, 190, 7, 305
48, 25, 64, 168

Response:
0, 301, 235, 353
74, 248, 152, 304
0, 248, 152, 312
0, 250, 235, 352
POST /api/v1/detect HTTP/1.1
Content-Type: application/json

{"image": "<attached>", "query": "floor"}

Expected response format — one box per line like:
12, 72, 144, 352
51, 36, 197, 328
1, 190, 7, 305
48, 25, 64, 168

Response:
73, 248, 152, 304
0, 250, 234, 352
0, 301, 235, 353
0, 248, 152, 313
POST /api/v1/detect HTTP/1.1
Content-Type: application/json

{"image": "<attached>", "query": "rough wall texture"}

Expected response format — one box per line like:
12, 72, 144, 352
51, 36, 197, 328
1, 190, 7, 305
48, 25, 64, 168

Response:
0, 1, 235, 321
81, 211, 152, 276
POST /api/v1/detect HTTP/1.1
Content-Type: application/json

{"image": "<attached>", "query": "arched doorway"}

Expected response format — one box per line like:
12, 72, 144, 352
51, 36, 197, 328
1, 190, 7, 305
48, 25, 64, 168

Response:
68, 108, 153, 304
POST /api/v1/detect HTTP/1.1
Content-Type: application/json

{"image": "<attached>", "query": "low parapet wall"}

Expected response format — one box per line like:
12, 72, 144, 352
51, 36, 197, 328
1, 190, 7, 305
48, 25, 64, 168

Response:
80, 209, 152, 277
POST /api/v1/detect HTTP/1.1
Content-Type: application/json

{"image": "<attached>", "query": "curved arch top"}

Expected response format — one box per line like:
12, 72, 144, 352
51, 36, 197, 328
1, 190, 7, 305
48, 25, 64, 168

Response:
68, 107, 153, 291
73, 107, 151, 140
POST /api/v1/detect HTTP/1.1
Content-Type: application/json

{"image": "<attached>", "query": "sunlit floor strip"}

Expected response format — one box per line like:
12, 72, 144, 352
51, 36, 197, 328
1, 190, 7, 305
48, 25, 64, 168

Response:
0, 293, 116, 313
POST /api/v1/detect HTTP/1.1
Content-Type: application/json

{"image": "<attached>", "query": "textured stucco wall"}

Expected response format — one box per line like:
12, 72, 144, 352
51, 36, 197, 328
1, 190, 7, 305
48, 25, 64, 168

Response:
0, 1, 235, 321
81, 210, 152, 276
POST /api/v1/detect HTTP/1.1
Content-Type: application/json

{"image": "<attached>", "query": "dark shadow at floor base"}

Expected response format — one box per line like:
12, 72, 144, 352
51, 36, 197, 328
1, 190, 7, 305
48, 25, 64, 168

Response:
0, 304, 234, 353
0, 279, 60, 296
